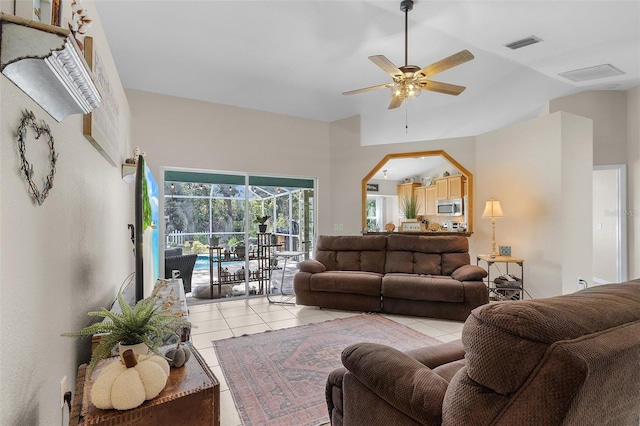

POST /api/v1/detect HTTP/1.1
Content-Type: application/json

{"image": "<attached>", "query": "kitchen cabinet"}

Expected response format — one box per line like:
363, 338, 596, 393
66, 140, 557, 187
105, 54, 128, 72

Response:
414, 186, 427, 215
425, 186, 437, 215
397, 182, 420, 200
409, 185, 437, 217
435, 175, 466, 199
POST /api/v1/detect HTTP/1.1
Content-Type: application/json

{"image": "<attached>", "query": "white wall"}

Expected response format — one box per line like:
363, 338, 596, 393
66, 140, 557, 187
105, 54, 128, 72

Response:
0, 2, 132, 424
627, 86, 640, 279
593, 168, 621, 282
548, 89, 640, 280
560, 113, 595, 294
124, 89, 333, 236
475, 112, 593, 297
549, 91, 627, 166
327, 116, 478, 236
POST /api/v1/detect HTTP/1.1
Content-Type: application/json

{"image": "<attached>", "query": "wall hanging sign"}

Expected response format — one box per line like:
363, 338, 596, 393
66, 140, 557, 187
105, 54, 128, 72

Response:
17, 109, 58, 205
401, 222, 424, 232
82, 36, 118, 166
366, 183, 379, 192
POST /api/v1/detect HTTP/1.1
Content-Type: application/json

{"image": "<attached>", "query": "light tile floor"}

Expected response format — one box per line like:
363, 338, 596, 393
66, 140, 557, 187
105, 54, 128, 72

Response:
188, 296, 465, 426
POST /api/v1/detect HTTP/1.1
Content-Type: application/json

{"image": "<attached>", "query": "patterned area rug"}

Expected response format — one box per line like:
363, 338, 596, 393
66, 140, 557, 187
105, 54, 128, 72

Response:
213, 313, 442, 426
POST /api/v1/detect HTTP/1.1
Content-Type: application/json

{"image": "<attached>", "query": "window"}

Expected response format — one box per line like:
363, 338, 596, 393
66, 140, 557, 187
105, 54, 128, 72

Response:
164, 169, 315, 300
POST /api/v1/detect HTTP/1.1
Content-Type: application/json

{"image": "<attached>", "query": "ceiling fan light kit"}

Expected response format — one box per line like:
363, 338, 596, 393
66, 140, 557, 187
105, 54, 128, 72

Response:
343, 0, 474, 110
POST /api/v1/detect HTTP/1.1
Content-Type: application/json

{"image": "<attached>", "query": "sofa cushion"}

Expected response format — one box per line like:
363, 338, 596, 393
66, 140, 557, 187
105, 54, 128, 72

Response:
382, 274, 464, 303
451, 265, 487, 281
315, 235, 387, 274
385, 251, 441, 275
386, 234, 469, 253
310, 271, 383, 296
385, 235, 471, 275
440, 253, 472, 276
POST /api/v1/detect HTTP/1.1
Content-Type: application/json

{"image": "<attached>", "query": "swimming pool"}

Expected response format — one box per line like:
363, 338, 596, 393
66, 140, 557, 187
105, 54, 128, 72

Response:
194, 254, 245, 270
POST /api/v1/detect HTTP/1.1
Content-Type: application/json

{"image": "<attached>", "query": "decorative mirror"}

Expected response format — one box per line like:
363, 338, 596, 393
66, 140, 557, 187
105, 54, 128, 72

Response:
361, 150, 474, 233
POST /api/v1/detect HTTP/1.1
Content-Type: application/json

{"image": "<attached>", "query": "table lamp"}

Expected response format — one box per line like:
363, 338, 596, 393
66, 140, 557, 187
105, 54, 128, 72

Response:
482, 199, 504, 257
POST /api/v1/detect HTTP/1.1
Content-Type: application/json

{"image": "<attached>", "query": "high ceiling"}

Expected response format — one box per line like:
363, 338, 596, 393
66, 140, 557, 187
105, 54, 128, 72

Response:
93, 0, 639, 145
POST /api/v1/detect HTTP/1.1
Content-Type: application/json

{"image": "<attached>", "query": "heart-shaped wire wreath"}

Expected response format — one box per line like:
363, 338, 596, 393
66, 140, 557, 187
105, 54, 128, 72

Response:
17, 110, 58, 205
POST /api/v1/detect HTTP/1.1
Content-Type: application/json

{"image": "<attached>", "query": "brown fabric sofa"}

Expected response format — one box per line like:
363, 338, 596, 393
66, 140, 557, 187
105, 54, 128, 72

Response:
294, 234, 489, 321
326, 280, 640, 425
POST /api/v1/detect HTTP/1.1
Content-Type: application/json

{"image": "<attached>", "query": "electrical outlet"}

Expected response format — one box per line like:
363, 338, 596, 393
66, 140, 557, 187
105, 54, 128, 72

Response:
577, 276, 588, 291
60, 376, 67, 409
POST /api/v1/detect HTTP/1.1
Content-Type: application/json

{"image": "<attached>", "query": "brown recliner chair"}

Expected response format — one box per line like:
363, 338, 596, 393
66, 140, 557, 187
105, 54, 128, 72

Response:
326, 280, 640, 425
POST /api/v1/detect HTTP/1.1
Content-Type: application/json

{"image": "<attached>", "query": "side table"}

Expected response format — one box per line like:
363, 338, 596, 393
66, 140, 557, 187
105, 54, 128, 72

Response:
70, 342, 220, 426
267, 251, 304, 305
477, 254, 526, 301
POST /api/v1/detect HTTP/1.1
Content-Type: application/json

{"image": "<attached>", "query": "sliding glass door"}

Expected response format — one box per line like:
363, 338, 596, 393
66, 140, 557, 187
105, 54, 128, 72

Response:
163, 169, 315, 301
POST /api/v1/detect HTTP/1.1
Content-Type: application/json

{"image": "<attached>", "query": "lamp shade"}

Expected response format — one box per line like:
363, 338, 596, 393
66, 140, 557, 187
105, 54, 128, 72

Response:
482, 200, 504, 218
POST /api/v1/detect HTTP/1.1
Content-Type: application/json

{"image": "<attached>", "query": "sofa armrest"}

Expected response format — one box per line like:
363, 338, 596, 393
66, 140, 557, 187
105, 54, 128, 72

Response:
451, 264, 487, 281
341, 342, 450, 425
297, 259, 326, 273
405, 339, 465, 368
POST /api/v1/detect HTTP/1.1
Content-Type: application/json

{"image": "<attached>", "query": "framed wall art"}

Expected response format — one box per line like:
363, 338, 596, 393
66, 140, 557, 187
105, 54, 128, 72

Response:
82, 36, 119, 166
15, 0, 61, 25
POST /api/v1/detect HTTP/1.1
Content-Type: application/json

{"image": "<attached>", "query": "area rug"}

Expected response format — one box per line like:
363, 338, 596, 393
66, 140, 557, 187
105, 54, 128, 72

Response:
213, 313, 443, 426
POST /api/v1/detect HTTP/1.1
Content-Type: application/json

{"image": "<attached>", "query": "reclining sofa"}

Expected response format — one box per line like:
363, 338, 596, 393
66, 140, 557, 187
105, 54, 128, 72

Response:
326, 280, 640, 425
294, 234, 489, 321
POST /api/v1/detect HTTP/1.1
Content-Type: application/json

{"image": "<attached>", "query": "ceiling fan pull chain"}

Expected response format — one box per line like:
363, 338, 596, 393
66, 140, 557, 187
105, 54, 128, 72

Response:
405, 102, 409, 133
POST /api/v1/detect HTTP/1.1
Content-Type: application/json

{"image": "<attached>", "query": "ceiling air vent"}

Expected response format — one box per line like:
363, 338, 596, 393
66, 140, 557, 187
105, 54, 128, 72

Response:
559, 64, 626, 83
505, 36, 542, 50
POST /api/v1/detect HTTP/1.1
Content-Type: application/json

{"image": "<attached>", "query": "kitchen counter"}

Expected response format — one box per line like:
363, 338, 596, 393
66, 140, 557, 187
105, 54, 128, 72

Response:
362, 231, 473, 237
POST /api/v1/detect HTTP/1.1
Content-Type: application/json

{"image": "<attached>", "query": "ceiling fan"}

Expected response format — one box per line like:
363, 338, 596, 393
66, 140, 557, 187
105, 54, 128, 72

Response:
343, 0, 474, 109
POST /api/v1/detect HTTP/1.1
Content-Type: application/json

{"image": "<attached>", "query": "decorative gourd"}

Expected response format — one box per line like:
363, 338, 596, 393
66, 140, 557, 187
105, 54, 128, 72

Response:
91, 349, 170, 410
165, 341, 191, 368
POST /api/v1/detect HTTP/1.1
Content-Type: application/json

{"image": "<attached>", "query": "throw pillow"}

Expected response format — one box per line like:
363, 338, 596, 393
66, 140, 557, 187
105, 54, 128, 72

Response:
451, 264, 488, 281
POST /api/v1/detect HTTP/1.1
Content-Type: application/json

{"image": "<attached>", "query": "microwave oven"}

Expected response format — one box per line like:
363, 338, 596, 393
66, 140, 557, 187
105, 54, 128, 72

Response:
436, 198, 463, 216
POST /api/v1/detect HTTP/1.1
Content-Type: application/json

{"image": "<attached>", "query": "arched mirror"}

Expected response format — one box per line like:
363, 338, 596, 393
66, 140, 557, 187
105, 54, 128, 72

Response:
362, 150, 474, 233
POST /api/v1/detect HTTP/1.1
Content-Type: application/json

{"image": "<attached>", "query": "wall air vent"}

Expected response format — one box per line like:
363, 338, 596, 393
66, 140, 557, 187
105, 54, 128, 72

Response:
505, 36, 542, 50
559, 64, 625, 83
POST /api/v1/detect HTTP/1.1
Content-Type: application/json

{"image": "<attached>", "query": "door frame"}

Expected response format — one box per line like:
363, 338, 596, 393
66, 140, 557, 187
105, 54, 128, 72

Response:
593, 164, 627, 283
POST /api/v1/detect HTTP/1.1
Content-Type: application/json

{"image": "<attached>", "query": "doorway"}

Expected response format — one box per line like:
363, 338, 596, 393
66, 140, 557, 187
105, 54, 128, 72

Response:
163, 169, 316, 300
592, 165, 627, 284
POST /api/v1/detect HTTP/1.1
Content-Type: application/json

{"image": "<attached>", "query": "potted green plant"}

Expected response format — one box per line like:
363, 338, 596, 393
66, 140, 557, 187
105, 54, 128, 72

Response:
400, 195, 420, 220
63, 291, 191, 375
254, 215, 270, 233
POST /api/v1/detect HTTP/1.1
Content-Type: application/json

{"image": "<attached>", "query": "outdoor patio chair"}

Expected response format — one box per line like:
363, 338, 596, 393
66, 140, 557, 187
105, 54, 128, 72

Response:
164, 253, 198, 293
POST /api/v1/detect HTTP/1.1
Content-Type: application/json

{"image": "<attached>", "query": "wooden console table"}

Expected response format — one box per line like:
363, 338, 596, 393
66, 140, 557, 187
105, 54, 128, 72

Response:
70, 343, 220, 426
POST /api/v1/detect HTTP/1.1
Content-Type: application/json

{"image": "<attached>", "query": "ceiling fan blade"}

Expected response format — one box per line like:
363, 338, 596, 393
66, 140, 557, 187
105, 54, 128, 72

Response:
419, 79, 467, 96
388, 95, 404, 109
417, 49, 474, 79
342, 83, 393, 96
369, 55, 403, 78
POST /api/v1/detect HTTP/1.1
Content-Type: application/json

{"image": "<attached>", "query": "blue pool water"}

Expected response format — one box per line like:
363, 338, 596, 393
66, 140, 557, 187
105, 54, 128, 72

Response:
194, 254, 244, 270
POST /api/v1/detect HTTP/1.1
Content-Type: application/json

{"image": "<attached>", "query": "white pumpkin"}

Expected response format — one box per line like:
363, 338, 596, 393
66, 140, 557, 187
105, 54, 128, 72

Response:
91, 349, 170, 410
